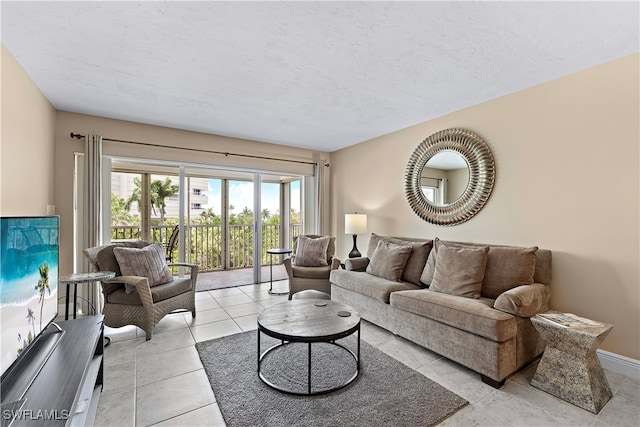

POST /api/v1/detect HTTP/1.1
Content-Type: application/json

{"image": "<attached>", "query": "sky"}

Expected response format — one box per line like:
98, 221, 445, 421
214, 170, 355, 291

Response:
204, 179, 300, 217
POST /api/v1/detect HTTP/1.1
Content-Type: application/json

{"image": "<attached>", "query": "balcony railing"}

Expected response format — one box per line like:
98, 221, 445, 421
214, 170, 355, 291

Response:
111, 223, 302, 272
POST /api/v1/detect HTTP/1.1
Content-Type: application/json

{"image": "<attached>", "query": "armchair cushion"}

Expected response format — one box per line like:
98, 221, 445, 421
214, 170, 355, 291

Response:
107, 277, 192, 305
293, 235, 331, 267
84, 241, 149, 295
113, 244, 174, 293
291, 265, 333, 279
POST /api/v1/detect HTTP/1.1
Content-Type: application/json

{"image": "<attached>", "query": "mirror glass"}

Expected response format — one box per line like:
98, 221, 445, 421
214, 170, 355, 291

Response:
420, 151, 469, 206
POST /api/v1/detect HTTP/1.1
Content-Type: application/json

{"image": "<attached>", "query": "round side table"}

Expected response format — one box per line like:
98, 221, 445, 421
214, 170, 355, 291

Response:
266, 248, 292, 295
59, 271, 115, 320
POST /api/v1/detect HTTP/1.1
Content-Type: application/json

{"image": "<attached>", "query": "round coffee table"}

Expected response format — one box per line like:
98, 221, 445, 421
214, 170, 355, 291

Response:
257, 299, 361, 395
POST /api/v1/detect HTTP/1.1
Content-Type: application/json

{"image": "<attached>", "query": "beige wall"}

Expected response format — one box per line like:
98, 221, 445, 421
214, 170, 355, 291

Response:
330, 54, 640, 360
54, 112, 331, 276
1, 45, 56, 214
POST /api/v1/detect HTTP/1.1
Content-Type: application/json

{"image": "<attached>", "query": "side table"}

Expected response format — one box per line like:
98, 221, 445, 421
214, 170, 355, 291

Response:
267, 248, 292, 295
530, 312, 613, 414
59, 271, 115, 320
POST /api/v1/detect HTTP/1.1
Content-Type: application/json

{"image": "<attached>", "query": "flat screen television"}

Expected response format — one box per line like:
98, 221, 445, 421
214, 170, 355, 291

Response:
0, 216, 59, 381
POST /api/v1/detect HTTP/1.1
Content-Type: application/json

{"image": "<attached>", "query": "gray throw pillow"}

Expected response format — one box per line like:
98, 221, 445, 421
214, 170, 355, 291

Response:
430, 244, 489, 299
113, 243, 174, 293
293, 235, 330, 267
366, 240, 413, 282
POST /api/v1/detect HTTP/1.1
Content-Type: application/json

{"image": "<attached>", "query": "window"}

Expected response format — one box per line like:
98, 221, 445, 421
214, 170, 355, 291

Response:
193, 188, 201, 195
421, 187, 438, 204
191, 203, 202, 210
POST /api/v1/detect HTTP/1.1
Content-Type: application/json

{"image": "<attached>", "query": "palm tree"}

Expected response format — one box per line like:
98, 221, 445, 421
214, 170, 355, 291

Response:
26, 307, 36, 337
125, 177, 145, 213
35, 263, 50, 330
151, 178, 180, 226
261, 208, 271, 221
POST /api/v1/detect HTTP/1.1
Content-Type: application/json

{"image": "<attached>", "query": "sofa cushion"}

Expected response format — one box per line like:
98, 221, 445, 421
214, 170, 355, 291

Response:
367, 234, 432, 285
366, 240, 413, 282
292, 264, 333, 279
482, 246, 538, 299
113, 244, 174, 293
293, 235, 330, 267
430, 244, 489, 299
390, 289, 517, 342
107, 277, 192, 305
330, 269, 420, 303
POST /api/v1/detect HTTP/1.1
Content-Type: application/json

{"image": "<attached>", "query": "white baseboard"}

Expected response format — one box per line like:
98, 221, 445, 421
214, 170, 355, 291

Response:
597, 349, 640, 380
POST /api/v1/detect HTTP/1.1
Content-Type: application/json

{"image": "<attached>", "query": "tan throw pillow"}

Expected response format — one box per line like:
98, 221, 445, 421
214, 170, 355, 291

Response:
366, 240, 413, 282
293, 235, 330, 267
368, 234, 432, 285
420, 237, 441, 286
482, 246, 538, 299
430, 244, 489, 299
113, 243, 174, 293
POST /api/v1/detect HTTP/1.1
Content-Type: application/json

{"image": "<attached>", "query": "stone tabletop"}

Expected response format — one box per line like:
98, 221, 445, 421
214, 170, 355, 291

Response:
59, 271, 116, 284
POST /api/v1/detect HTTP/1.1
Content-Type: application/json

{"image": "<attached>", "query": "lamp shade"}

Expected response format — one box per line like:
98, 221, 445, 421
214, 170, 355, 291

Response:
345, 213, 367, 235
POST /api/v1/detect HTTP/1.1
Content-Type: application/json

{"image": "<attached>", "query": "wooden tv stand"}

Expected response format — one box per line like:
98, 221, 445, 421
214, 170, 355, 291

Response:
1, 316, 104, 427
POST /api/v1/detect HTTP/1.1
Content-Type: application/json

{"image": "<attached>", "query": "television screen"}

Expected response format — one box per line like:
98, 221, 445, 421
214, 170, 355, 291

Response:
0, 216, 59, 379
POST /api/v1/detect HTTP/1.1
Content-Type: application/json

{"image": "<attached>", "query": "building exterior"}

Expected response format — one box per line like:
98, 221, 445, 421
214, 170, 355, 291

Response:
111, 173, 209, 220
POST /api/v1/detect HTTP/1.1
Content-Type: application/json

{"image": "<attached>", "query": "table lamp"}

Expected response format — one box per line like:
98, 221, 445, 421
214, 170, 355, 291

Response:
345, 213, 367, 258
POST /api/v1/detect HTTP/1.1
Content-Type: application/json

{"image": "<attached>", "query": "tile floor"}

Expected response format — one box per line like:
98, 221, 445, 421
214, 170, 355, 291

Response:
94, 281, 640, 427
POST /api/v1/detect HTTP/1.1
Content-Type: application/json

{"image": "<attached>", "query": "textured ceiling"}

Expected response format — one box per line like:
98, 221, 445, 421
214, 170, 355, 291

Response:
2, 1, 638, 152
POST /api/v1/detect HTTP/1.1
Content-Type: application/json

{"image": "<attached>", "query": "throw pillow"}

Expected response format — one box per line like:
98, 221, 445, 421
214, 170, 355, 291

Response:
113, 243, 174, 294
367, 234, 433, 285
293, 235, 330, 267
366, 240, 413, 282
430, 244, 489, 299
482, 246, 538, 299
420, 237, 442, 286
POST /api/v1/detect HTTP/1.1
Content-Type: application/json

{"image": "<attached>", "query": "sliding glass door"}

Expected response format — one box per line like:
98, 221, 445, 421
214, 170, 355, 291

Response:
103, 159, 307, 284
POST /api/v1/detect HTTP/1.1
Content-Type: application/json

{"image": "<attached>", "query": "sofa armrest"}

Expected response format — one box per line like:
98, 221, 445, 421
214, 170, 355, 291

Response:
493, 283, 550, 318
345, 257, 370, 272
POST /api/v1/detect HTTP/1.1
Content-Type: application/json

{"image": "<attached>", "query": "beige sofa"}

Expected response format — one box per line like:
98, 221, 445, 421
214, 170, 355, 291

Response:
329, 234, 552, 387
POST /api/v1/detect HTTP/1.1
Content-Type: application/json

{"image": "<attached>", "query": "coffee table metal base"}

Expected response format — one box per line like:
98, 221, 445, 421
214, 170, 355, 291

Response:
257, 327, 360, 396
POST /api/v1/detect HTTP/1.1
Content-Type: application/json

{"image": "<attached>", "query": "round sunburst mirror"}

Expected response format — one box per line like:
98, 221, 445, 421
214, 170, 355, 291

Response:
405, 128, 495, 226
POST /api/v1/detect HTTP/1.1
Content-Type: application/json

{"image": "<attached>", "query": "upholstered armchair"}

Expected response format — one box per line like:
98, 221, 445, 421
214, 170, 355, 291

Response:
84, 241, 198, 340
283, 235, 340, 300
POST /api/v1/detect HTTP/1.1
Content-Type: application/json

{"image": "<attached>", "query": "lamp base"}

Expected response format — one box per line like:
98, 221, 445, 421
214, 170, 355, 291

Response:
348, 234, 361, 258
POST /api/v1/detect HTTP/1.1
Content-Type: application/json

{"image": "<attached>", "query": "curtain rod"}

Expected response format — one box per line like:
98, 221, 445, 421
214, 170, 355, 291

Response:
69, 132, 329, 167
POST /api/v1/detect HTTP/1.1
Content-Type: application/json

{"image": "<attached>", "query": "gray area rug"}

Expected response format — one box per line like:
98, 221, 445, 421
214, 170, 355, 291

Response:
196, 331, 468, 427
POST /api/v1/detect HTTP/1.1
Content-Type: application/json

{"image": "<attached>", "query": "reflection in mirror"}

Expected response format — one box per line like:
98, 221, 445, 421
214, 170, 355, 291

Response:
420, 151, 469, 206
